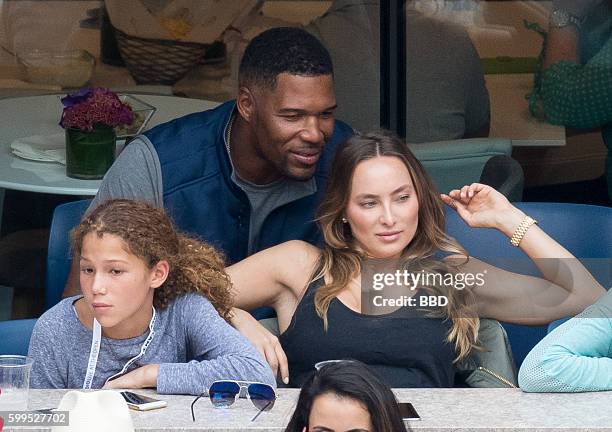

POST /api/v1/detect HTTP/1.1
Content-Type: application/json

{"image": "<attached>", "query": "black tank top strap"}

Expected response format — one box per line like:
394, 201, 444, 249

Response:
281, 259, 326, 337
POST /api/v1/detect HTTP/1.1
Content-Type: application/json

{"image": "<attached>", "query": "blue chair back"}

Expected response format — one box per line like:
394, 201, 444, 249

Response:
445, 202, 612, 366
0, 319, 37, 355
45, 199, 90, 310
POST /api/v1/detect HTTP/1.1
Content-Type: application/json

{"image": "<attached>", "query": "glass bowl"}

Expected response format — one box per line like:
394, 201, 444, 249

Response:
114, 95, 156, 138
17, 49, 95, 88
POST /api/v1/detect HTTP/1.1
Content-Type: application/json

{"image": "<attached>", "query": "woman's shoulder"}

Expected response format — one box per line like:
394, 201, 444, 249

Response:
270, 240, 321, 257
252, 240, 321, 280
231, 240, 320, 270
280, 240, 321, 260
275, 240, 322, 280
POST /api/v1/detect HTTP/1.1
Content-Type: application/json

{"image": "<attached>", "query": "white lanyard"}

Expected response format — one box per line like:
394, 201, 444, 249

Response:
82, 313, 102, 389
83, 306, 157, 389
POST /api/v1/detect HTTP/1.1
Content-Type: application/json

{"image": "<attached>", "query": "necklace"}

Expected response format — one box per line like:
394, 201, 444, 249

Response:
225, 113, 235, 155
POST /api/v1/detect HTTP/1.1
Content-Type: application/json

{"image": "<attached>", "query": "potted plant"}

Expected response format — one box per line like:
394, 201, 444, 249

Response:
60, 87, 134, 179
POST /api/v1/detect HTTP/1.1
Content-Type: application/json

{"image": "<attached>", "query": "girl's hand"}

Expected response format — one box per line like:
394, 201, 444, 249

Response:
441, 183, 524, 235
102, 364, 159, 390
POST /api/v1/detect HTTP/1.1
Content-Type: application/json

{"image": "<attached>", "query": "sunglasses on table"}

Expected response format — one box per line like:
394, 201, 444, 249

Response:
191, 380, 276, 422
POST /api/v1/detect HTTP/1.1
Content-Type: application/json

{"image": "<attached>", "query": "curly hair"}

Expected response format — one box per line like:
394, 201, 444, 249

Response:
239, 26, 333, 90
70, 199, 234, 320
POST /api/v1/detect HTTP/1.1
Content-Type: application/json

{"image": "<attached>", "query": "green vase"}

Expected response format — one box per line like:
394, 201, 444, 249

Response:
65, 125, 116, 179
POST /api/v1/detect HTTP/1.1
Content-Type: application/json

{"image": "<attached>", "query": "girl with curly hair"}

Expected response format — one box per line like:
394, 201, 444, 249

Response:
28, 199, 274, 395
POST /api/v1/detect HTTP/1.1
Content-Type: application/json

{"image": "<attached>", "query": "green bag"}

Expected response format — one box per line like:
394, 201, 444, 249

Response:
457, 319, 518, 388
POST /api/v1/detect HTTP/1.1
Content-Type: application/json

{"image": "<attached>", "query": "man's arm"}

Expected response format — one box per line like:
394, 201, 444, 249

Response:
533, 0, 612, 128
62, 137, 164, 298
89, 137, 164, 210
543, 0, 605, 68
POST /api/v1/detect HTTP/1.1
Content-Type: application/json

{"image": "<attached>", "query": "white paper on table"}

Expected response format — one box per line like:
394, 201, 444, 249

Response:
485, 74, 565, 146
9, 156, 69, 184
10, 133, 66, 164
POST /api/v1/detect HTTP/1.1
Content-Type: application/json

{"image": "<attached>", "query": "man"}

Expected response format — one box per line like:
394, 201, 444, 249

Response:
231, 0, 490, 142
529, 0, 612, 200
304, 0, 490, 142
64, 27, 352, 296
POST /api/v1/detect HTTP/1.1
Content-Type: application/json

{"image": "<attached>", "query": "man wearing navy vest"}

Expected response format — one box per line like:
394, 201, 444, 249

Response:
63, 27, 353, 298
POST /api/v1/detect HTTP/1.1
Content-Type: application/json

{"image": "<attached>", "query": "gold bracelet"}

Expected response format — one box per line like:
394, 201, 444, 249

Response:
510, 216, 537, 247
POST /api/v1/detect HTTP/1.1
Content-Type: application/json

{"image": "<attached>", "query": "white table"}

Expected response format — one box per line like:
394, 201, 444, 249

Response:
6, 388, 612, 431
0, 94, 219, 224
486, 74, 566, 147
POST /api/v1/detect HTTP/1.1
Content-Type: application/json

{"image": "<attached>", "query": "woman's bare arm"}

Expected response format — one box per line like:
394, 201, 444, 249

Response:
226, 240, 320, 383
442, 184, 605, 325
227, 240, 321, 312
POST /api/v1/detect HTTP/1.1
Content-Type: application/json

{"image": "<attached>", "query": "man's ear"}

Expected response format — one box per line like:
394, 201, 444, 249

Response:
150, 260, 170, 289
236, 86, 255, 123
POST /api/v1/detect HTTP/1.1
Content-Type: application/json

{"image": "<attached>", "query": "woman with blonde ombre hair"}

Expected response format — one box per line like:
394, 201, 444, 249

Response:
229, 131, 604, 388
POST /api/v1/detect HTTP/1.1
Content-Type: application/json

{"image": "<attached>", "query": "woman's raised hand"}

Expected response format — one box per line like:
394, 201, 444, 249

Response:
441, 183, 523, 232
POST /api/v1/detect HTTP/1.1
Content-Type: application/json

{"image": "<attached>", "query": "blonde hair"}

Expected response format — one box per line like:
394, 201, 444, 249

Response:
315, 132, 479, 361
71, 199, 234, 320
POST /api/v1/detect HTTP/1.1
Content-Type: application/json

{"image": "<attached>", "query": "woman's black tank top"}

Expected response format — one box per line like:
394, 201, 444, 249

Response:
279, 273, 457, 388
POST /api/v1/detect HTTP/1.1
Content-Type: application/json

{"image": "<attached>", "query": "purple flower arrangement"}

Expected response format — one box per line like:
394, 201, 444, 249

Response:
60, 87, 134, 132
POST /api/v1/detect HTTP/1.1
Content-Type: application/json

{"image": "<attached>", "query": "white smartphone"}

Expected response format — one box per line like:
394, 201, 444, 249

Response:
120, 391, 167, 411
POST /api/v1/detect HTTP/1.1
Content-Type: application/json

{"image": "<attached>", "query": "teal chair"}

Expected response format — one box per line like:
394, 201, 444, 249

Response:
409, 138, 524, 201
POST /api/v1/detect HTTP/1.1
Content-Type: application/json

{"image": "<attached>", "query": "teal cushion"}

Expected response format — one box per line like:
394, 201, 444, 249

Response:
408, 138, 512, 193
